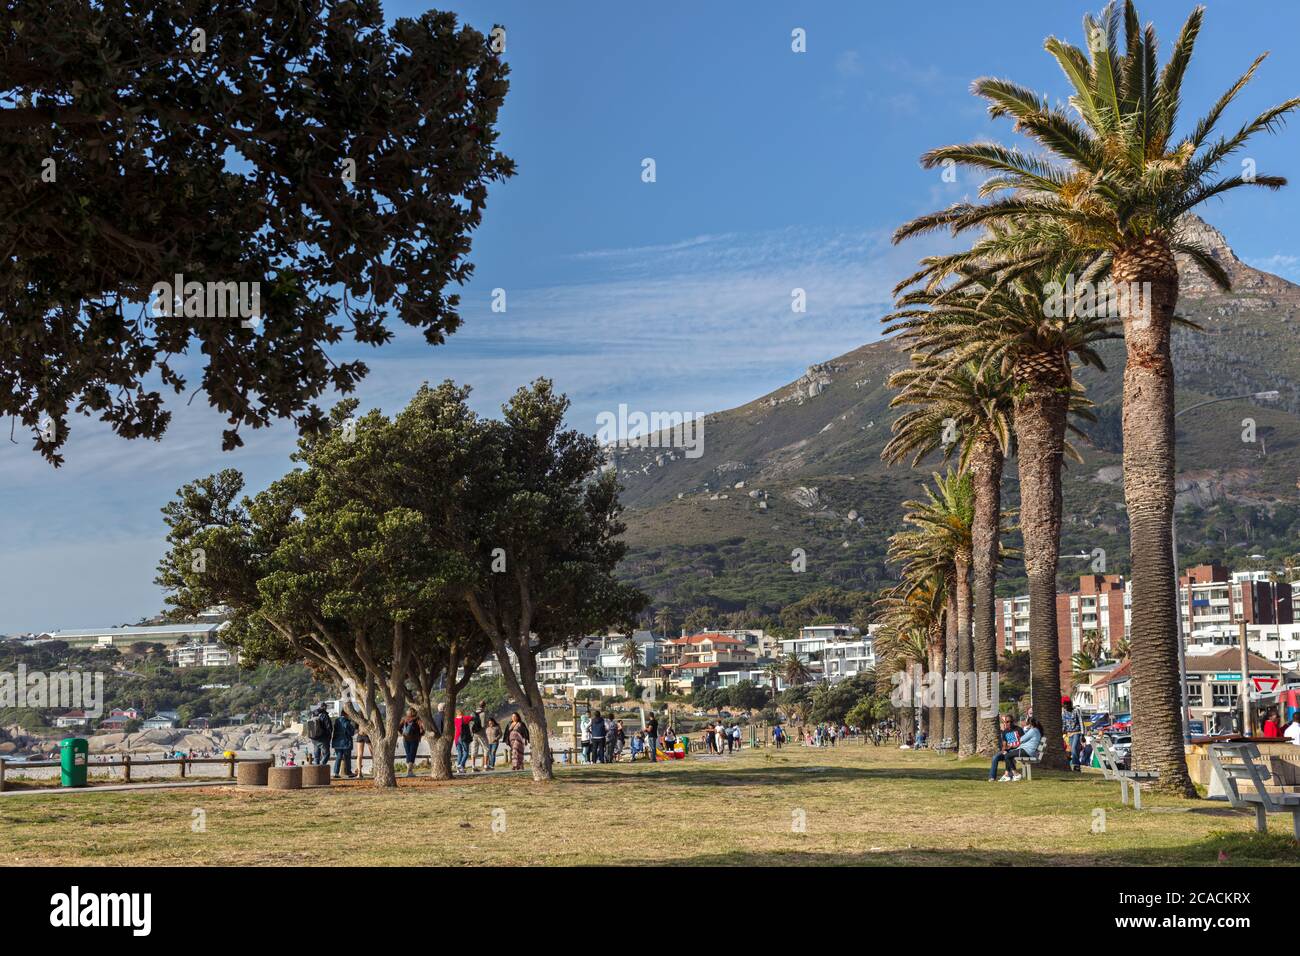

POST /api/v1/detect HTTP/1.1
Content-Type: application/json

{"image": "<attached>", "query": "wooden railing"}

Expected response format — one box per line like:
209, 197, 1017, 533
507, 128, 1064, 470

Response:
0, 754, 269, 792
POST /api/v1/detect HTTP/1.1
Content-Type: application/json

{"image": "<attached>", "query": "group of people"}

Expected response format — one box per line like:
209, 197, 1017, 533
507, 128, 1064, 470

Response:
701, 722, 742, 754
988, 713, 1045, 782
304, 699, 534, 777
801, 723, 847, 747
579, 710, 626, 763
1261, 708, 1300, 745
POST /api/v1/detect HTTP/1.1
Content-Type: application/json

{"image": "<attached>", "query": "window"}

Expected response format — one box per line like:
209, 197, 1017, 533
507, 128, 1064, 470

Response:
1211, 683, 1238, 708
1186, 684, 1203, 708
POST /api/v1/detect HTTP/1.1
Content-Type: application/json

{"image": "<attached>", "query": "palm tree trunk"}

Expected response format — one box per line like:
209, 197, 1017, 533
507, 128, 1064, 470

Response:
927, 640, 943, 743
943, 582, 958, 748
955, 555, 976, 756
970, 437, 1004, 756
1114, 240, 1196, 796
1013, 372, 1069, 771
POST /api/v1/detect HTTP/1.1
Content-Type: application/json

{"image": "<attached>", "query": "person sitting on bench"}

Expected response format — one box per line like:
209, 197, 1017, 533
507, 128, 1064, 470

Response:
990, 715, 1041, 782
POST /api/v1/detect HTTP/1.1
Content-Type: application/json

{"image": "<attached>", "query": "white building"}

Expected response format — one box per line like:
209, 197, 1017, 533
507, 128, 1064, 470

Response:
777, 624, 875, 684
41, 621, 228, 650
168, 641, 237, 668
1186, 623, 1300, 670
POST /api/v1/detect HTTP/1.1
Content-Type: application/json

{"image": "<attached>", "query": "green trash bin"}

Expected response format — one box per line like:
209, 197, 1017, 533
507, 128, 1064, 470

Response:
60, 738, 89, 788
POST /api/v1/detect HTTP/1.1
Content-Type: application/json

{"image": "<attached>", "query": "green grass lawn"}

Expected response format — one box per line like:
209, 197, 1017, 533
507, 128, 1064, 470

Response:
1, 743, 1295, 866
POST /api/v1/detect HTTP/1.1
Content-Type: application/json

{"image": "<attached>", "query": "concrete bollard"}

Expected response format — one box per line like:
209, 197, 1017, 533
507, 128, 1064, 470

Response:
301, 764, 331, 788
236, 760, 272, 787
267, 766, 302, 790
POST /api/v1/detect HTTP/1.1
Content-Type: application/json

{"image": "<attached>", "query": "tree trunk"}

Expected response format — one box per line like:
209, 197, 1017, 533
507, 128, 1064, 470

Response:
955, 556, 976, 757
943, 584, 958, 749
427, 732, 453, 780
371, 731, 399, 788
970, 438, 1004, 756
1114, 240, 1196, 796
522, 701, 553, 782
928, 641, 943, 743
1013, 370, 1069, 771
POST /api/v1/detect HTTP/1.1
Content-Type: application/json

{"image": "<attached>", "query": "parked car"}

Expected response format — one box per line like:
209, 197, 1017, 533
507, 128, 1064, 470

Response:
1106, 732, 1132, 770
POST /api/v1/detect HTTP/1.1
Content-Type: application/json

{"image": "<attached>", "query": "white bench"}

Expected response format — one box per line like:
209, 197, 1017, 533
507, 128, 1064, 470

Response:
1092, 734, 1159, 809
932, 736, 957, 753
1207, 743, 1300, 840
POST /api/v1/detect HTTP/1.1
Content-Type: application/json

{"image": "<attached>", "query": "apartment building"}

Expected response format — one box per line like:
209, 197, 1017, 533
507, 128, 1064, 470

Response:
168, 641, 237, 668
1178, 564, 1293, 632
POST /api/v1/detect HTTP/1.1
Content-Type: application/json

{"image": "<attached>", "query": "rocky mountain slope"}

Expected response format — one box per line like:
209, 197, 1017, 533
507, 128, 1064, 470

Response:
612, 217, 1300, 614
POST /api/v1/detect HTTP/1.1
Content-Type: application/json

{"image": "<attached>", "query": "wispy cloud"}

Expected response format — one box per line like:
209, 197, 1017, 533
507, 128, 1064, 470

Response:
0, 225, 952, 632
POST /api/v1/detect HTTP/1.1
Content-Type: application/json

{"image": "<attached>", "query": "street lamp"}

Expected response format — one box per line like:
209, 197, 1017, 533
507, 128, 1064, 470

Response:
1172, 390, 1279, 741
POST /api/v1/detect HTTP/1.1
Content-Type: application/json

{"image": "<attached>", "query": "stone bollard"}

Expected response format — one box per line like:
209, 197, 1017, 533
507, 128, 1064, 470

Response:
267, 765, 303, 790
236, 760, 272, 787
301, 764, 331, 788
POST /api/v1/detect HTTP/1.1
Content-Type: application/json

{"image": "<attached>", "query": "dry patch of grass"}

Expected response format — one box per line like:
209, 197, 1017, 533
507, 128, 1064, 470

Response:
0, 745, 1294, 866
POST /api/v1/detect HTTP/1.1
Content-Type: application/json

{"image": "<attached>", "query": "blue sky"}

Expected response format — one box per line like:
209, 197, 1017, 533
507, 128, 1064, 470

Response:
4, 0, 1300, 632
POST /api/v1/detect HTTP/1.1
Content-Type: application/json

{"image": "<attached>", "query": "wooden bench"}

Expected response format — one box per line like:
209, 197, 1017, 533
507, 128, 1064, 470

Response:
1092, 734, 1159, 809
1207, 743, 1300, 840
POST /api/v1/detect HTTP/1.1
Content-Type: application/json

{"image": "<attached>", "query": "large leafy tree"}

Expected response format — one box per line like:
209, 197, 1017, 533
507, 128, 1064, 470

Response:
156, 460, 437, 789
1, 0, 514, 462
883, 358, 1014, 755
894, 1, 1299, 793
457, 380, 647, 781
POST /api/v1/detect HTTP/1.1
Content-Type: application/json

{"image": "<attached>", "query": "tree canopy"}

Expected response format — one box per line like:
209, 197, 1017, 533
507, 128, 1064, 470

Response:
1, 0, 514, 462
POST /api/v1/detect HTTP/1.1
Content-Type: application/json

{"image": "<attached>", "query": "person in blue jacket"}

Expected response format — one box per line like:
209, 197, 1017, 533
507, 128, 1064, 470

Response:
331, 711, 357, 778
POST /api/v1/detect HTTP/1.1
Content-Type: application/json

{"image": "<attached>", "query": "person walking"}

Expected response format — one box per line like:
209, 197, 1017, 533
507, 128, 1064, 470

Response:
507, 712, 529, 769
399, 707, 423, 778
306, 703, 332, 767
485, 717, 502, 770
331, 710, 357, 778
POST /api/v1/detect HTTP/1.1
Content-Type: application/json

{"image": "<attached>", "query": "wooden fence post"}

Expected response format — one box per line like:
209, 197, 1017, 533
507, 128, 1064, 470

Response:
0, 758, 6, 793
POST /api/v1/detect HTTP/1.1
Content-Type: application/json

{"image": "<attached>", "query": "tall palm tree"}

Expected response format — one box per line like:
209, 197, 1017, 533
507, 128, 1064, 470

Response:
764, 661, 782, 701
894, 1, 1299, 793
884, 358, 1014, 755
888, 471, 974, 751
653, 606, 675, 639
780, 653, 813, 688
876, 574, 946, 741
621, 638, 642, 680
889, 263, 1113, 771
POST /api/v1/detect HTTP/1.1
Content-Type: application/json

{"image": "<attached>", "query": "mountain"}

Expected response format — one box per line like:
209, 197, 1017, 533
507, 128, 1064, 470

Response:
612, 216, 1300, 617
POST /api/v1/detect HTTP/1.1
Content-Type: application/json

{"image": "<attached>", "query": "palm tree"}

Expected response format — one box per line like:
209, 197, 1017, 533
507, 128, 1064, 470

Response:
764, 661, 782, 701
620, 638, 642, 680
884, 358, 1014, 755
780, 653, 813, 688
887, 471, 973, 751
888, 263, 1114, 770
894, 1, 1299, 794
876, 574, 946, 741
653, 606, 675, 639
